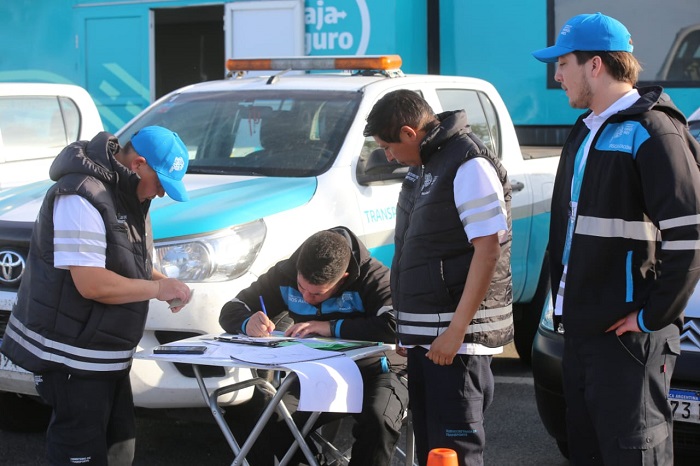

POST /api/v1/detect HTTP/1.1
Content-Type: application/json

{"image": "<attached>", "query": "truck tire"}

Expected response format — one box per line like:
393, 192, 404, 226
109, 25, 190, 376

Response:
513, 252, 551, 365
0, 391, 51, 432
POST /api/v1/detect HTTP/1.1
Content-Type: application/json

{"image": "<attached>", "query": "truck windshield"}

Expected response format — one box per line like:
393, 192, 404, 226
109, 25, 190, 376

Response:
118, 90, 361, 177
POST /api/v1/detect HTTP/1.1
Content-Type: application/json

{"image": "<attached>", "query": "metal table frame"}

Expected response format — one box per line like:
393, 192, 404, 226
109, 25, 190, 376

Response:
137, 336, 392, 466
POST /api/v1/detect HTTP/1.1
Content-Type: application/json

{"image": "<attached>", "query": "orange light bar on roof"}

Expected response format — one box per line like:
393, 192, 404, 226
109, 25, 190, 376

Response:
225, 55, 402, 72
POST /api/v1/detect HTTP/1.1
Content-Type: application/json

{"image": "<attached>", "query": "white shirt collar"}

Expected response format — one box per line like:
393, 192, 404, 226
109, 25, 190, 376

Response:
583, 88, 640, 131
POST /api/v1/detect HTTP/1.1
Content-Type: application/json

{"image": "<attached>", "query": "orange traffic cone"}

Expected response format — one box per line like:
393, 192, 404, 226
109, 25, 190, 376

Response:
427, 448, 458, 466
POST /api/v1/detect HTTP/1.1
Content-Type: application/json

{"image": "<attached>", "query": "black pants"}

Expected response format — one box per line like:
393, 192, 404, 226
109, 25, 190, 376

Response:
407, 347, 494, 466
34, 371, 136, 466
227, 367, 408, 466
563, 325, 680, 465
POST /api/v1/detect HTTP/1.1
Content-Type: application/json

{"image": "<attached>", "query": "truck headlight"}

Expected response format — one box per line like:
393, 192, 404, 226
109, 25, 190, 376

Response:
153, 220, 266, 282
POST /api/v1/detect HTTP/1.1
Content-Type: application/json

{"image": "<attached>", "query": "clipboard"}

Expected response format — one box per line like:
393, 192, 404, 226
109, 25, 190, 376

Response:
213, 333, 297, 347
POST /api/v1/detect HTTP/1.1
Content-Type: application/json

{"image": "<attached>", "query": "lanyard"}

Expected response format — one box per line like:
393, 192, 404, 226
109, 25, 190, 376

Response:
562, 133, 591, 265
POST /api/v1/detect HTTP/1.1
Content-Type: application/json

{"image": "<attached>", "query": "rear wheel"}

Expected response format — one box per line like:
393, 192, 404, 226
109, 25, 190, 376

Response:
0, 391, 51, 432
513, 251, 550, 365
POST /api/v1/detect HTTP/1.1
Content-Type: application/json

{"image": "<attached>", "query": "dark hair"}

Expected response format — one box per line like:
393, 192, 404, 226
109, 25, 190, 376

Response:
363, 89, 438, 142
121, 140, 134, 153
573, 51, 642, 85
296, 230, 351, 285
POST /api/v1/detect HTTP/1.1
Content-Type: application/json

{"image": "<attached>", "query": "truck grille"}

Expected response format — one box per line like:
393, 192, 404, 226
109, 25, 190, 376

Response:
675, 421, 700, 455
0, 310, 8, 338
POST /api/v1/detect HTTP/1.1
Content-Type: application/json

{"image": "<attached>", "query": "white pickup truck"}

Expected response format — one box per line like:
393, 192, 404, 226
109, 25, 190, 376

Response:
0, 55, 559, 431
0, 83, 103, 191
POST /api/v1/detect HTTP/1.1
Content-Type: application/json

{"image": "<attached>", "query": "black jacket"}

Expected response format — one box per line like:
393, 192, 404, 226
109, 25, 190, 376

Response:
392, 110, 514, 347
550, 86, 700, 336
219, 226, 402, 370
1, 132, 153, 377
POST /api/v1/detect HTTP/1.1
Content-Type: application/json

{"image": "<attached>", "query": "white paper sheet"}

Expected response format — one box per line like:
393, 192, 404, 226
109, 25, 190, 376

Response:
207, 343, 363, 412
214, 343, 343, 365
292, 357, 363, 413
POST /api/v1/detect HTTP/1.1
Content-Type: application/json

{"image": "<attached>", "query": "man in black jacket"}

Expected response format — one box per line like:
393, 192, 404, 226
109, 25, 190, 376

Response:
364, 90, 512, 466
219, 226, 408, 466
533, 13, 700, 465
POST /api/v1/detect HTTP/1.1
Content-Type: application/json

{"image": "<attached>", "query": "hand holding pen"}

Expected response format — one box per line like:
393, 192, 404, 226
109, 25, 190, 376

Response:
245, 295, 275, 337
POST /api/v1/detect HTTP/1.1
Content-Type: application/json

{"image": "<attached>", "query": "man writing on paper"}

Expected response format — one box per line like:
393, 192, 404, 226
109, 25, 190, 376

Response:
219, 226, 408, 466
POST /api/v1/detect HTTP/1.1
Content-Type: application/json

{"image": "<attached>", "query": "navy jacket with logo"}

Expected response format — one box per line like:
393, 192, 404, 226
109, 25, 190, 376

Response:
219, 226, 396, 342
218, 226, 402, 370
550, 86, 700, 336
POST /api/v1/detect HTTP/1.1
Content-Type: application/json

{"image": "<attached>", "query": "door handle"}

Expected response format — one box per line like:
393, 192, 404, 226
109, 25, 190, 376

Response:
511, 180, 525, 192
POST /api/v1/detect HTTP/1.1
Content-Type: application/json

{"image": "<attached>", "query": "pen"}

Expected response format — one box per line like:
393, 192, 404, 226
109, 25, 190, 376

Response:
259, 295, 268, 315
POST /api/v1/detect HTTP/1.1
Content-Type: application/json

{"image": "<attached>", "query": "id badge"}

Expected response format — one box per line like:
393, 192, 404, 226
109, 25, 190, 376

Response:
562, 202, 577, 265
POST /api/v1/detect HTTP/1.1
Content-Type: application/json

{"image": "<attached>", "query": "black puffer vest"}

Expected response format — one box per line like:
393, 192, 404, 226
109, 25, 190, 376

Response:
392, 111, 514, 347
1, 132, 153, 377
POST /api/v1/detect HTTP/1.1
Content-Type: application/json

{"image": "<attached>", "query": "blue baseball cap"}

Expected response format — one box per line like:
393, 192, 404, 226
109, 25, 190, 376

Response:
131, 126, 189, 202
532, 12, 633, 63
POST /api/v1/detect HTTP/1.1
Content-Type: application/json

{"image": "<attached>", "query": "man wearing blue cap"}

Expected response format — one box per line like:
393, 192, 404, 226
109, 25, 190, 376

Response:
533, 12, 700, 465
0, 126, 192, 465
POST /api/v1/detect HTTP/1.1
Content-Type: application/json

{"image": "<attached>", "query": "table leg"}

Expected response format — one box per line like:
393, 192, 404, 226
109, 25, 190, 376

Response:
192, 366, 321, 466
242, 373, 320, 466
278, 408, 322, 466
193, 365, 270, 466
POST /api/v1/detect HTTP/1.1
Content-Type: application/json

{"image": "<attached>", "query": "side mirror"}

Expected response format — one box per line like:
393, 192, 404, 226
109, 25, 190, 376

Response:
356, 148, 408, 186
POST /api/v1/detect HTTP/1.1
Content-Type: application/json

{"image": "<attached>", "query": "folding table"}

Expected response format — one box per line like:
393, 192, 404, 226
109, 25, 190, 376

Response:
135, 334, 393, 466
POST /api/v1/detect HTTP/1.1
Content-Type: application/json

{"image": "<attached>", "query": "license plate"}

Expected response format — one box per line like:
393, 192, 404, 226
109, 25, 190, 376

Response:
0, 290, 18, 311
669, 388, 700, 424
0, 344, 29, 375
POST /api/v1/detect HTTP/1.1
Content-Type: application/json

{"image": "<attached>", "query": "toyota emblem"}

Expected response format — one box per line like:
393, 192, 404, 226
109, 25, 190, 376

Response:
0, 250, 25, 285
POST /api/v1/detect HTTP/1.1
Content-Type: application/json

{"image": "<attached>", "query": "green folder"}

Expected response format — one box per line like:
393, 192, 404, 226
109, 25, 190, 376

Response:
280, 338, 382, 352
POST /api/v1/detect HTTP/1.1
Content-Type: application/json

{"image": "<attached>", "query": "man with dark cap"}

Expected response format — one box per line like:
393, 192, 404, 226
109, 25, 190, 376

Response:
1, 126, 193, 465
532, 12, 700, 464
